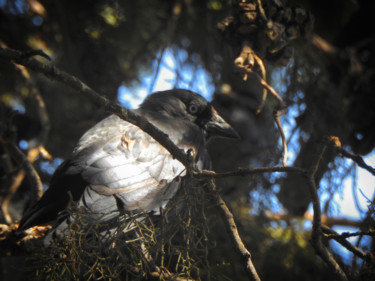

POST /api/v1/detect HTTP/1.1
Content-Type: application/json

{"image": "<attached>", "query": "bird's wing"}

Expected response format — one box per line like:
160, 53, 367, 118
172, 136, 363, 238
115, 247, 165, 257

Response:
19, 115, 188, 230
77, 116, 187, 218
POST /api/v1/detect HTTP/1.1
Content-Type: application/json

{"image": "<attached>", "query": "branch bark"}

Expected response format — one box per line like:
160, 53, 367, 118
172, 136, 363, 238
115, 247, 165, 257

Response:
205, 179, 261, 281
337, 146, 375, 176
0, 47, 192, 169
321, 226, 375, 264
305, 137, 348, 281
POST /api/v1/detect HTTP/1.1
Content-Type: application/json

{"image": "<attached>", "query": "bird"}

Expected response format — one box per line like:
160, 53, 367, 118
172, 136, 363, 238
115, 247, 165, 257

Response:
17, 89, 238, 239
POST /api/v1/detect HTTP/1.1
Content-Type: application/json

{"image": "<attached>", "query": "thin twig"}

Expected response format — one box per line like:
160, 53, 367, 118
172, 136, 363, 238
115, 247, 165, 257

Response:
305, 138, 348, 281
321, 226, 375, 264
255, 0, 268, 22
234, 44, 288, 165
267, 213, 362, 228
337, 147, 375, 176
196, 166, 303, 179
254, 54, 267, 114
204, 179, 261, 281
234, 47, 288, 166
234, 44, 286, 108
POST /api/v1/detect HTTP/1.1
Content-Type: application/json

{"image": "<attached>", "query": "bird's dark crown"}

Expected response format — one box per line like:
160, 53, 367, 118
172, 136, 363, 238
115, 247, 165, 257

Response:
140, 89, 213, 126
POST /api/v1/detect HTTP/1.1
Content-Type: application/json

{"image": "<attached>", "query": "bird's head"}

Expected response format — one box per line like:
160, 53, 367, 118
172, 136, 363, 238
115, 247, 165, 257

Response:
140, 89, 239, 141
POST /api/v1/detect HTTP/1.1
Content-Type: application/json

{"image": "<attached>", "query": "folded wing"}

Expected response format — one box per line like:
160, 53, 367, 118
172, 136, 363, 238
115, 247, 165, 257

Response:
18, 115, 186, 231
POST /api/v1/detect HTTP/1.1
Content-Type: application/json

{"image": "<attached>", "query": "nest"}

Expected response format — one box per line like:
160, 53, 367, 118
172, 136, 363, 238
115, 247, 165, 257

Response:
27, 180, 218, 281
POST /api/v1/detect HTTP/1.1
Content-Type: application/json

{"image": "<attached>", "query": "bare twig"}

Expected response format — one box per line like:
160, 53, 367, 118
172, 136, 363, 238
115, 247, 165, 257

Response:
254, 54, 267, 114
204, 179, 261, 281
1, 144, 46, 224
0, 47, 192, 169
234, 42, 256, 81
305, 138, 348, 281
321, 226, 375, 264
237, 64, 286, 108
337, 146, 375, 176
312, 34, 337, 55
1, 170, 26, 224
234, 43, 288, 165
2, 143, 43, 205
196, 166, 303, 179
267, 213, 362, 228
323, 228, 375, 239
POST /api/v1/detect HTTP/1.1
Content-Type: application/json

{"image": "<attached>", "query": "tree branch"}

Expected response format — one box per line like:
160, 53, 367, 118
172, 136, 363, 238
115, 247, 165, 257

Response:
0, 47, 193, 169
337, 147, 375, 176
321, 226, 375, 264
205, 179, 261, 281
305, 137, 348, 281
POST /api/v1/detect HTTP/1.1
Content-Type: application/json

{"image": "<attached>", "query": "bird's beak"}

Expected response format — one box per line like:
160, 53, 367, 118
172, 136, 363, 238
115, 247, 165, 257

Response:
205, 109, 240, 139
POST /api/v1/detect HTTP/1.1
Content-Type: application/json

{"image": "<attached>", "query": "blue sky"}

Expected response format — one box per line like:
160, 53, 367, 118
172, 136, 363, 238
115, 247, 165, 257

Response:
118, 48, 214, 109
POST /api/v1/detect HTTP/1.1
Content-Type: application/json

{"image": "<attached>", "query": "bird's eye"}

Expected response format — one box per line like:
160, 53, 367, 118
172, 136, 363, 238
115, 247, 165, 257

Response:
188, 104, 199, 115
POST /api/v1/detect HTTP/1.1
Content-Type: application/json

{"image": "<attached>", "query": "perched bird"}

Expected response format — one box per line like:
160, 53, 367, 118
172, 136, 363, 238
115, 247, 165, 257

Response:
18, 89, 238, 238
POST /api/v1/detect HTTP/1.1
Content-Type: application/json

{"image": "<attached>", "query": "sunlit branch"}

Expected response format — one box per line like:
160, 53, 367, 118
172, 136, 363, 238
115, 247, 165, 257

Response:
2, 143, 43, 206
234, 41, 288, 166
254, 54, 267, 114
250, 69, 286, 108
2, 170, 25, 224
267, 213, 362, 228
323, 228, 375, 239
255, 0, 268, 22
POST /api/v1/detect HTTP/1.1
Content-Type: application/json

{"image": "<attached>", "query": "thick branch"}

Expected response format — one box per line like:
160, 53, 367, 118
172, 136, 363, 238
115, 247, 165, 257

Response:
0, 47, 191, 168
267, 213, 363, 228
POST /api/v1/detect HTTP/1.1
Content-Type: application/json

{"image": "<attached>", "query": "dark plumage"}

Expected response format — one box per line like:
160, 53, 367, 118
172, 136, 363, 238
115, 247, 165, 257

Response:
18, 89, 238, 237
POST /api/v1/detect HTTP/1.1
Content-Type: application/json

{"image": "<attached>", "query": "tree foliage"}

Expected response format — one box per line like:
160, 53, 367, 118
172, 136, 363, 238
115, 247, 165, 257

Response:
0, 0, 374, 280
